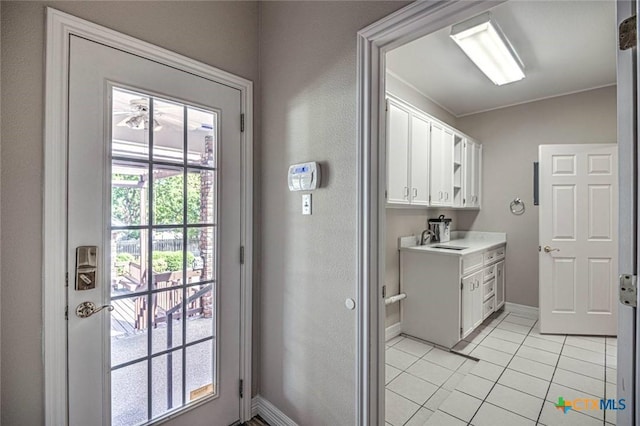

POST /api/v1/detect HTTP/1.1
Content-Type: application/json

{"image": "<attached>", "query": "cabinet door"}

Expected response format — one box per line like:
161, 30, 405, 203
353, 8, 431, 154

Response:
463, 140, 474, 207
472, 271, 484, 328
410, 114, 430, 205
495, 260, 505, 309
461, 274, 476, 338
472, 143, 482, 207
430, 123, 454, 206
386, 101, 410, 204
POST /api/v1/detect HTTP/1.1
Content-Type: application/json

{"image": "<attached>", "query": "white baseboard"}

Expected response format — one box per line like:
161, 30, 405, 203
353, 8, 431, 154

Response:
504, 302, 539, 319
251, 395, 298, 426
386, 322, 402, 342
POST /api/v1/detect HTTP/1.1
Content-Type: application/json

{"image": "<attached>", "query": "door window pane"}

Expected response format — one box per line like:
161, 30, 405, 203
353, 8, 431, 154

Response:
112, 361, 148, 426
187, 108, 216, 167
110, 86, 219, 424
153, 165, 185, 226
112, 88, 150, 159
153, 98, 184, 164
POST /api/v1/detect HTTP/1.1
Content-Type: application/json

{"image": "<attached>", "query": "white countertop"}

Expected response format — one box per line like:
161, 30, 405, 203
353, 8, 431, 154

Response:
400, 231, 506, 256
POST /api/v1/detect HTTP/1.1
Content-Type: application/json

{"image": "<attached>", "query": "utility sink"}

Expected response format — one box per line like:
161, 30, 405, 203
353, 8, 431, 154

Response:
432, 245, 467, 251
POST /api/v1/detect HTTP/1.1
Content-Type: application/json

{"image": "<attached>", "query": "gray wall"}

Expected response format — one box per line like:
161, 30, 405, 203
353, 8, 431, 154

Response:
456, 86, 617, 307
0, 2, 258, 424
386, 72, 457, 126
258, 1, 407, 424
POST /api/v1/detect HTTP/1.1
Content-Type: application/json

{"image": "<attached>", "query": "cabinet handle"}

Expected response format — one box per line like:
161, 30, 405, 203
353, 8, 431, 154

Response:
445, 192, 449, 201
413, 188, 418, 198
439, 191, 443, 200
404, 187, 409, 199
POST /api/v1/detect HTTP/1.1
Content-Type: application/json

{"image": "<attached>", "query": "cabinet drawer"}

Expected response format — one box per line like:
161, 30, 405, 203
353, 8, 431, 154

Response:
483, 278, 495, 300
483, 249, 497, 265
495, 246, 506, 261
462, 253, 484, 275
483, 265, 496, 282
483, 297, 495, 319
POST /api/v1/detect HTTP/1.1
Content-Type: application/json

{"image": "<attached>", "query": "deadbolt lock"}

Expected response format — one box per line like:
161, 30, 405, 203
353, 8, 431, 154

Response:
76, 246, 97, 290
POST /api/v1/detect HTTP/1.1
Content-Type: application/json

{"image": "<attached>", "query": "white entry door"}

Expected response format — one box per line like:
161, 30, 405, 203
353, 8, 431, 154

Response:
67, 35, 242, 425
539, 144, 618, 335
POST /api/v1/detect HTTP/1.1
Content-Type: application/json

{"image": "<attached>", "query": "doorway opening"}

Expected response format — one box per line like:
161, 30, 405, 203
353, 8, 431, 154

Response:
356, 1, 633, 425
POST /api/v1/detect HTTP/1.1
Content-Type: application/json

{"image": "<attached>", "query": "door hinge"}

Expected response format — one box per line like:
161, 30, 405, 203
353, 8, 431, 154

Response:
461, 280, 463, 290
460, 327, 463, 335
620, 15, 636, 50
240, 246, 245, 265
619, 274, 637, 307
385, 190, 388, 200
382, 285, 387, 299
65, 272, 69, 287
65, 306, 68, 321
240, 114, 245, 132
239, 379, 244, 398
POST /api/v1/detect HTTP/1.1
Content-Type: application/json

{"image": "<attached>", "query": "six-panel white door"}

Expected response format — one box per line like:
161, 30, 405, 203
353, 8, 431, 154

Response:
539, 144, 618, 335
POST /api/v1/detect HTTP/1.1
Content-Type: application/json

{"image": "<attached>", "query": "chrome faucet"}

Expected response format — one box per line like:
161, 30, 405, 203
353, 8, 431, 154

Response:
420, 229, 436, 245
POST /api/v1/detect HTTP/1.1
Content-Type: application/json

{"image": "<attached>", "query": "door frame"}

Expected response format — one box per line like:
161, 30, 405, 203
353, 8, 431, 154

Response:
43, 9, 254, 425
355, 2, 504, 423
355, 0, 632, 424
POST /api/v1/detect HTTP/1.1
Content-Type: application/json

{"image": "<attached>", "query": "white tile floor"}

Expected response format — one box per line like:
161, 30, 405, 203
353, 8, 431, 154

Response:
385, 310, 617, 426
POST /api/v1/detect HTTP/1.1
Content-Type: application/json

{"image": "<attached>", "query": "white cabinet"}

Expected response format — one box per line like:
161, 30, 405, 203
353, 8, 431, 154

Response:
410, 115, 430, 205
430, 122, 454, 206
386, 96, 481, 209
386, 99, 431, 206
401, 241, 507, 348
461, 270, 483, 337
495, 260, 505, 309
387, 101, 410, 204
464, 140, 482, 208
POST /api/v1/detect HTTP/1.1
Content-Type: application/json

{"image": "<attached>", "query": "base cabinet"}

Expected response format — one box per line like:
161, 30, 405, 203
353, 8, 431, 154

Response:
461, 270, 483, 338
495, 260, 505, 309
400, 242, 506, 348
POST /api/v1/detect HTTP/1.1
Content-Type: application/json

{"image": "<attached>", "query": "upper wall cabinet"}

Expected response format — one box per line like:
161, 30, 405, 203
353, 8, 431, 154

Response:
386, 95, 482, 209
386, 99, 431, 206
463, 140, 482, 208
430, 122, 454, 207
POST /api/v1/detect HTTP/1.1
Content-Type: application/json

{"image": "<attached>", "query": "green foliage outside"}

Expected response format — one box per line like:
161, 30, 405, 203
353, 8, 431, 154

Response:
117, 251, 196, 274
112, 171, 208, 239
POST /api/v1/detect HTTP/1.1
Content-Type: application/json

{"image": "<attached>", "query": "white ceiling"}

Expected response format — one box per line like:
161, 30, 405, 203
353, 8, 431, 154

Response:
386, 1, 616, 117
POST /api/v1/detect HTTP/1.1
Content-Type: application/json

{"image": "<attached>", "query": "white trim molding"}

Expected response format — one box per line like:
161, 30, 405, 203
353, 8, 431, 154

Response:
504, 302, 539, 319
251, 396, 298, 426
385, 322, 402, 342
355, 1, 503, 424
44, 8, 253, 425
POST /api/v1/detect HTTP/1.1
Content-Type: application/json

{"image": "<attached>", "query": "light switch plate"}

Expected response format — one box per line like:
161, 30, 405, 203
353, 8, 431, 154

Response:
302, 194, 312, 215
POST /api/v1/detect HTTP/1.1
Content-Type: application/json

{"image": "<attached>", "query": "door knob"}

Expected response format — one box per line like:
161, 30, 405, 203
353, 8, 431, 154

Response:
75, 301, 114, 318
543, 246, 560, 253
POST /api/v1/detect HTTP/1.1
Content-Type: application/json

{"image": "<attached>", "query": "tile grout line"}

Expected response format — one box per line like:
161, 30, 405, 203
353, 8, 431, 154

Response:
465, 312, 529, 425
535, 331, 567, 425
385, 338, 474, 426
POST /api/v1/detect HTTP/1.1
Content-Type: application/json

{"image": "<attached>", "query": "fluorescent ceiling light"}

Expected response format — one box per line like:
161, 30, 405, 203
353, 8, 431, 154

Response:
450, 12, 525, 86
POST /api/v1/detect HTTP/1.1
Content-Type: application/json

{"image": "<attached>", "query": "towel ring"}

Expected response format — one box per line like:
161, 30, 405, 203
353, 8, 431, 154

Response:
510, 198, 525, 215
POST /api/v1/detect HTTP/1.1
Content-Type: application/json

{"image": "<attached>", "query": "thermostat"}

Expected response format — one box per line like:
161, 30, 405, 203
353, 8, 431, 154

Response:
288, 162, 321, 191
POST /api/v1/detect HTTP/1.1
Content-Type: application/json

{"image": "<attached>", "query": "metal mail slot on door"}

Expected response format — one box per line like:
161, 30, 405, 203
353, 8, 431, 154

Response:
76, 246, 97, 290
